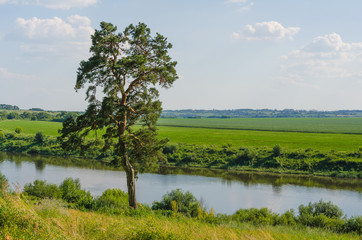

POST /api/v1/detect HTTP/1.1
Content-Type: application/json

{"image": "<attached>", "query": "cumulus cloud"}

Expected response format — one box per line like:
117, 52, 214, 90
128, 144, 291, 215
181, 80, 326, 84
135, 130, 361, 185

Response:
12, 15, 94, 59
280, 33, 362, 87
227, 0, 254, 12
0, 0, 97, 9
233, 21, 300, 41
16, 15, 93, 40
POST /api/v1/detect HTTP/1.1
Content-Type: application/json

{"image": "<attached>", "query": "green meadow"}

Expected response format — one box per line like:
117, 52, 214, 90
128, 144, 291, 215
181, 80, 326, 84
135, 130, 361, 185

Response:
1, 119, 362, 151
157, 117, 362, 134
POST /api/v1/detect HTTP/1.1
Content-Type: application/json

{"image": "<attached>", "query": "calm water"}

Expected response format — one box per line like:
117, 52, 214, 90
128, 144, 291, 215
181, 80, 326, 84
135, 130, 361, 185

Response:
0, 153, 361, 216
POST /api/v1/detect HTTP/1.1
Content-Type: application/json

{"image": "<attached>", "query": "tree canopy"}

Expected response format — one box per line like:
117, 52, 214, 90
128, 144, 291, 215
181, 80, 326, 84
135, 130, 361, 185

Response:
59, 22, 178, 208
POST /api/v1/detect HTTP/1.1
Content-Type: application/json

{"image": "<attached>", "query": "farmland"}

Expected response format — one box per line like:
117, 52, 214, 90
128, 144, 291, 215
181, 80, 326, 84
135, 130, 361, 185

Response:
1, 118, 362, 151
157, 118, 362, 134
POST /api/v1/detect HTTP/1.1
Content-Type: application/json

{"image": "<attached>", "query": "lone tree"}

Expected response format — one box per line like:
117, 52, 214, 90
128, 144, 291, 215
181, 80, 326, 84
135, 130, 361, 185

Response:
59, 22, 178, 208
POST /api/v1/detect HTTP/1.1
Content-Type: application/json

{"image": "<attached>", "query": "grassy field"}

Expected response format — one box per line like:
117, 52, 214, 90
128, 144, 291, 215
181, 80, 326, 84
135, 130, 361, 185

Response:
0, 120, 61, 136
0, 192, 358, 240
2, 119, 362, 151
158, 118, 362, 134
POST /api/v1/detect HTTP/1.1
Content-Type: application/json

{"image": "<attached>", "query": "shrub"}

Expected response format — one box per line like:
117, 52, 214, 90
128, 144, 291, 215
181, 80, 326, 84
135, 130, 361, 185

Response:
93, 188, 128, 213
298, 200, 343, 219
34, 132, 45, 144
23, 180, 61, 199
152, 189, 200, 217
15, 127, 23, 134
0, 131, 4, 140
6, 133, 14, 139
232, 208, 278, 225
273, 144, 282, 156
59, 178, 93, 209
163, 143, 179, 154
277, 210, 297, 226
344, 216, 362, 234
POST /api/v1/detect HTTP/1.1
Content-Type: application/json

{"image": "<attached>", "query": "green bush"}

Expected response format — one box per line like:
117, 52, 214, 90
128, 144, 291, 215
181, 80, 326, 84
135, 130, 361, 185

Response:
23, 180, 61, 199
0, 131, 4, 140
152, 189, 200, 217
232, 208, 279, 225
344, 216, 362, 234
6, 133, 14, 139
277, 210, 297, 226
163, 143, 179, 154
273, 144, 282, 156
15, 127, 23, 134
93, 188, 128, 213
298, 200, 343, 219
34, 132, 45, 144
59, 178, 93, 209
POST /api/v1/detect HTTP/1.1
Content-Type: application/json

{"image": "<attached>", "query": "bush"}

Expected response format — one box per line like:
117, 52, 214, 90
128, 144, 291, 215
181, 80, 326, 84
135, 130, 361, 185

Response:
152, 189, 200, 217
93, 188, 128, 213
34, 132, 45, 144
232, 208, 279, 225
277, 210, 297, 226
0, 131, 4, 140
298, 200, 343, 219
6, 133, 14, 139
163, 143, 179, 154
344, 216, 362, 234
273, 144, 282, 157
23, 180, 61, 199
15, 127, 23, 134
59, 178, 93, 209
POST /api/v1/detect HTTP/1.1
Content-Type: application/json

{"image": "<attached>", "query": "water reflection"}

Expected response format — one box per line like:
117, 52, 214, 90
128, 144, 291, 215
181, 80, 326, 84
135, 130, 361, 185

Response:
0, 152, 361, 216
35, 159, 46, 171
158, 166, 362, 192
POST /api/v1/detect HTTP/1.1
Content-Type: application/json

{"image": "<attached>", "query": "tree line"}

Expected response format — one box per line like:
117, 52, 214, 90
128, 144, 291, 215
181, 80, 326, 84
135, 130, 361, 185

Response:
162, 109, 362, 118
0, 110, 80, 122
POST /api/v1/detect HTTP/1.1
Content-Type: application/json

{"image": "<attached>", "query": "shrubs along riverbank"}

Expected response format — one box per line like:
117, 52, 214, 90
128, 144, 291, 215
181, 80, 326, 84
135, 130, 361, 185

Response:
0, 132, 361, 179
0, 173, 360, 239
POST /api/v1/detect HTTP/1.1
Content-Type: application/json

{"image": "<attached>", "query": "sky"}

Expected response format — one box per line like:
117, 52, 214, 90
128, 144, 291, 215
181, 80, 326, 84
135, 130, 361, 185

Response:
1, 0, 362, 111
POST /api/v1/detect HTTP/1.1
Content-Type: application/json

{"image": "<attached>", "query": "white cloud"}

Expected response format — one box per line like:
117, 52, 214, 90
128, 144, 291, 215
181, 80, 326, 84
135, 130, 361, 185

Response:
0, 0, 97, 9
227, 0, 253, 12
280, 33, 362, 87
233, 21, 300, 40
13, 15, 94, 59
0, 67, 34, 81
16, 15, 93, 40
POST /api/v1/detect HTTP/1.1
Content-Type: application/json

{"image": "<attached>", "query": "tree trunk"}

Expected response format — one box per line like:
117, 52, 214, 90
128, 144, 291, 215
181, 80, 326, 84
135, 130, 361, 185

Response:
125, 161, 137, 209
121, 142, 137, 209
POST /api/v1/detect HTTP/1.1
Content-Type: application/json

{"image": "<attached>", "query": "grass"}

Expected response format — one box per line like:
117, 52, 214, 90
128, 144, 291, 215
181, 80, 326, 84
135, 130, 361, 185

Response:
158, 118, 362, 134
2, 119, 362, 151
0, 191, 359, 240
0, 120, 61, 136
158, 126, 362, 151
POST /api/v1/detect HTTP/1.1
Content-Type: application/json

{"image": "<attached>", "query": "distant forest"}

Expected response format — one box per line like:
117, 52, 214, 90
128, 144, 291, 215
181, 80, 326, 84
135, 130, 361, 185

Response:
161, 109, 362, 118
0, 104, 19, 110
2, 105, 362, 120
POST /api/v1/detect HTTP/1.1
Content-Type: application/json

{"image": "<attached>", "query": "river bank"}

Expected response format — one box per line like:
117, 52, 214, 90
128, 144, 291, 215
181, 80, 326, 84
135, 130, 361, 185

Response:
0, 134, 361, 179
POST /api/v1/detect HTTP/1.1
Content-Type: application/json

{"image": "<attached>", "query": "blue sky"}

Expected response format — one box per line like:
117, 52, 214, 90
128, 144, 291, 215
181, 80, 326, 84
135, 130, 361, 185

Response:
1, 0, 362, 111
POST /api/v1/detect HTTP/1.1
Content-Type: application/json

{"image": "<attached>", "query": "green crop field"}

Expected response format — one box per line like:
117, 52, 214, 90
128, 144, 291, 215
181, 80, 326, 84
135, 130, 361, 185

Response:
157, 126, 362, 151
157, 118, 362, 134
1, 119, 362, 151
0, 120, 61, 136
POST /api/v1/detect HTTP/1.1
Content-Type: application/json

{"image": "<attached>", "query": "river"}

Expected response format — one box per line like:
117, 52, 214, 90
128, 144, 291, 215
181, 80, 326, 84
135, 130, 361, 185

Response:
0, 152, 361, 216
